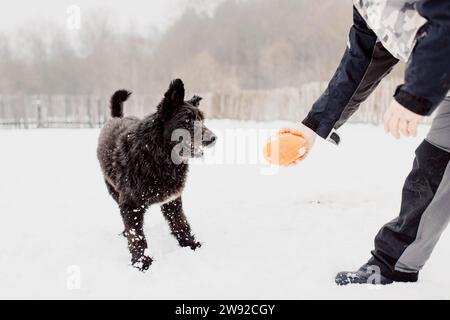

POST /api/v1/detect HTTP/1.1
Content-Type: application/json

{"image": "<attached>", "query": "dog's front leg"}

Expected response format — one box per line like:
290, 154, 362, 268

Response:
161, 197, 201, 250
119, 201, 152, 271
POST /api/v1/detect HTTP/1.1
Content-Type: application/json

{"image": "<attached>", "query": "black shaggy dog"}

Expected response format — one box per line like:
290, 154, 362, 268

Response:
97, 79, 216, 271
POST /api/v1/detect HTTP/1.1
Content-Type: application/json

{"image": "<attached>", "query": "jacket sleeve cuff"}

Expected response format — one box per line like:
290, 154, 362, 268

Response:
394, 85, 433, 116
301, 113, 320, 134
302, 114, 341, 145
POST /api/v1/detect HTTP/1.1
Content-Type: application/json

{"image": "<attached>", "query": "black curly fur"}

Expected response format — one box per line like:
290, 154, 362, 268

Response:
97, 79, 216, 271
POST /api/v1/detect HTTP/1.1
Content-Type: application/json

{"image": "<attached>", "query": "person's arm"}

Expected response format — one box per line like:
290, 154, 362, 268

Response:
302, 7, 399, 143
393, 0, 450, 116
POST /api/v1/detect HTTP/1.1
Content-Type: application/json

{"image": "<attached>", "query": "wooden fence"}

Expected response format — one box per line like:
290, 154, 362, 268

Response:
1, 78, 419, 129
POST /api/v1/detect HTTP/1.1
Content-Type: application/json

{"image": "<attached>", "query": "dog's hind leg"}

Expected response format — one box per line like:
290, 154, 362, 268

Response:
104, 179, 120, 203
119, 200, 152, 271
104, 180, 128, 237
161, 197, 202, 250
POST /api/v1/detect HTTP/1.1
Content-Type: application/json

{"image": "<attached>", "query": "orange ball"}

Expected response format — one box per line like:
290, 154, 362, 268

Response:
264, 129, 308, 166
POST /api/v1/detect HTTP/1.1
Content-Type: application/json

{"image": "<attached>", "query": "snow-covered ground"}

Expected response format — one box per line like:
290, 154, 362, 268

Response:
1, 120, 449, 300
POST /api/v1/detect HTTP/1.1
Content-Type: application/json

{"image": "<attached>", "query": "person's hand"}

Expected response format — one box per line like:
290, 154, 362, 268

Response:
294, 123, 317, 159
264, 124, 317, 166
383, 100, 423, 139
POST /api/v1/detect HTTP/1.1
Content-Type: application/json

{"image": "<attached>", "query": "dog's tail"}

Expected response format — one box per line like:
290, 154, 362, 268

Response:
110, 90, 132, 118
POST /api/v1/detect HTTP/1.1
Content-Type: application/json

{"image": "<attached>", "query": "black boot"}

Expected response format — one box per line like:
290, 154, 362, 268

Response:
335, 264, 394, 286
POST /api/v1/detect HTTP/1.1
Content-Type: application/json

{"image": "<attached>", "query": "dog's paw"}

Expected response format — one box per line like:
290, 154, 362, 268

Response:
190, 241, 202, 251
132, 255, 153, 272
179, 239, 202, 251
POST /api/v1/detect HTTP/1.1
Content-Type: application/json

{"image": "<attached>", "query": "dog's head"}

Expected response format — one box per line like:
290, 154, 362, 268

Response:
158, 79, 217, 162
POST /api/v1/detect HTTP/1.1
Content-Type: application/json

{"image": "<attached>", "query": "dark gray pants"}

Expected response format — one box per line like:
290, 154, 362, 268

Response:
426, 97, 450, 153
372, 97, 450, 281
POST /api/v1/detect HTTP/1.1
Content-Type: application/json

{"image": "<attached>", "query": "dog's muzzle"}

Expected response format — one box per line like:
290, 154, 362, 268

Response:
203, 132, 217, 148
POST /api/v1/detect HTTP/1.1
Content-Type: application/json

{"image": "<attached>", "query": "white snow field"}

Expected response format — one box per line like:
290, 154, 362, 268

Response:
1, 120, 450, 300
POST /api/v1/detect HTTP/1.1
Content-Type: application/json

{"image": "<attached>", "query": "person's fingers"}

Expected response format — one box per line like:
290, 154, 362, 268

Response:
389, 115, 400, 139
384, 109, 392, 133
399, 119, 409, 137
298, 147, 307, 158
408, 121, 418, 137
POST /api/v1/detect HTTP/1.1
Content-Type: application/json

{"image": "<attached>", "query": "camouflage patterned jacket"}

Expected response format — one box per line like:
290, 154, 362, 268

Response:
303, 0, 450, 144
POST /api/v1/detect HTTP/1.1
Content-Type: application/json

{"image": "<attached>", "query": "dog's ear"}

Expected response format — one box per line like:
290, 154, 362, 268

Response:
158, 79, 185, 119
188, 95, 202, 107
164, 79, 185, 106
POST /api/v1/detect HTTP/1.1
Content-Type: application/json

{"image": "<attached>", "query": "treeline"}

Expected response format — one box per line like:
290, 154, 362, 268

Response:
0, 0, 400, 96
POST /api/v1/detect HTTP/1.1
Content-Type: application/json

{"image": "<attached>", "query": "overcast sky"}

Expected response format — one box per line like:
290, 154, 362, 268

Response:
0, 0, 217, 33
